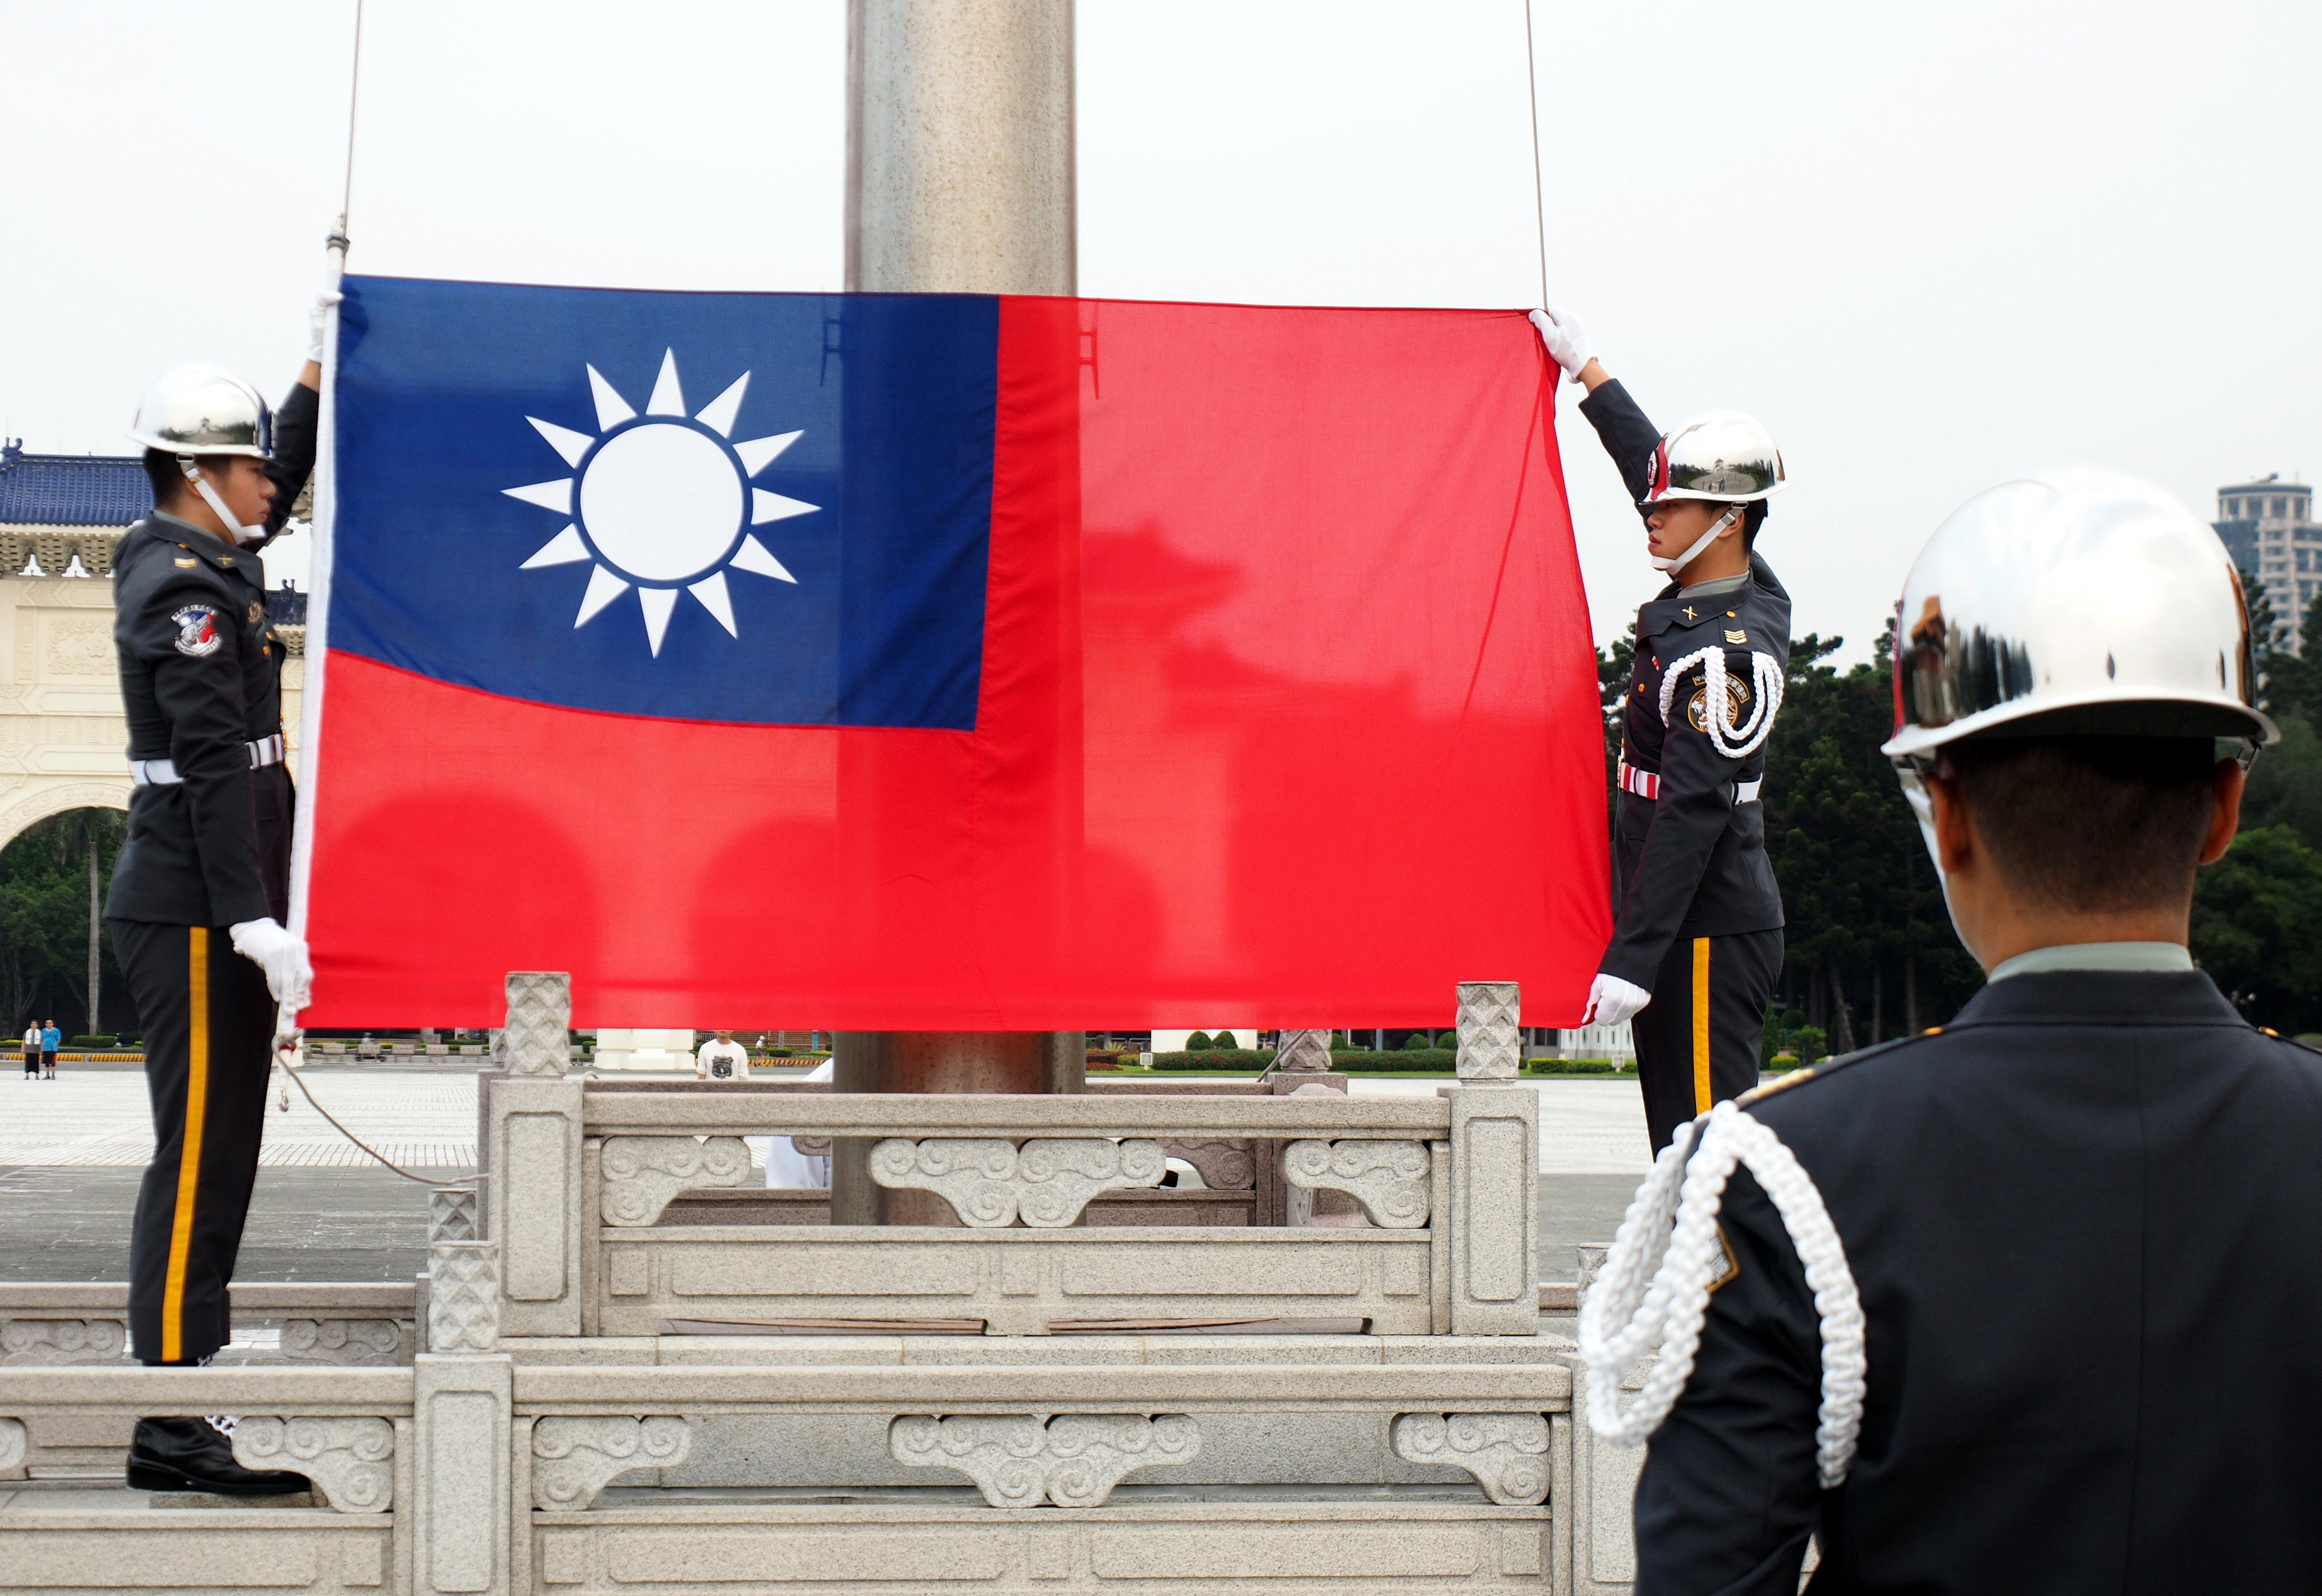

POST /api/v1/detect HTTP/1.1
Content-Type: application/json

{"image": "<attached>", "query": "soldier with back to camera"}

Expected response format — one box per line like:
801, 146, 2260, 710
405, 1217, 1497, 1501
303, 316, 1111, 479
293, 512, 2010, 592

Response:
1581, 471, 2322, 1592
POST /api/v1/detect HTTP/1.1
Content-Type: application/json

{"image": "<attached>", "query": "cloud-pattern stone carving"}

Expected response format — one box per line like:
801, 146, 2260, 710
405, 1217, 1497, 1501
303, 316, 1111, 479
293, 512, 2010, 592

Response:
1391, 1412, 1550, 1505
890, 1414, 1200, 1507
600, 1136, 751, 1225
1282, 1139, 1431, 1227
278, 1318, 408, 1366
533, 1416, 692, 1511
233, 1417, 395, 1512
869, 1137, 1165, 1227
0, 1317, 128, 1366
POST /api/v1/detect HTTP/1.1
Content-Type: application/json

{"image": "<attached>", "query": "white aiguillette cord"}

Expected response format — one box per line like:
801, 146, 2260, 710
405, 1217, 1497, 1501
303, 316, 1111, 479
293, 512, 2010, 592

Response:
1578, 1100, 1867, 1488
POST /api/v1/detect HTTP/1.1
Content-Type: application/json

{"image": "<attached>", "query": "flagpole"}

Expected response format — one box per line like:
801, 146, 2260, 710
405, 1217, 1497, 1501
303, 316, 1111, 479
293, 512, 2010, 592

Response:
1522, 0, 1549, 308
286, 0, 363, 972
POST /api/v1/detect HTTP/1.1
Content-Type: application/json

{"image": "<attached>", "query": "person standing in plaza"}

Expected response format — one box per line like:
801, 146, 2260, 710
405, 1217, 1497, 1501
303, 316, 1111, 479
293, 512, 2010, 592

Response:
107, 337, 322, 1494
1532, 307, 1792, 1151
21, 1021, 38, 1080
1591, 473, 2322, 1591
696, 1029, 749, 1081
41, 1018, 60, 1079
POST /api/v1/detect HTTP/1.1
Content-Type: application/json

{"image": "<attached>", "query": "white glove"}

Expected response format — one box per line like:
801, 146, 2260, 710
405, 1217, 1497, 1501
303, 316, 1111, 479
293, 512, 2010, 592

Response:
1528, 305, 1594, 383
305, 290, 342, 365
230, 917, 313, 1009
1580, 972, 1651, 1027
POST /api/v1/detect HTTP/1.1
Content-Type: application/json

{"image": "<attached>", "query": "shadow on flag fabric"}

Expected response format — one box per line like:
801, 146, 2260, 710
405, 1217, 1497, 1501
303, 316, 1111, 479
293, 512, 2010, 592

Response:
293, 277, 1610, 1028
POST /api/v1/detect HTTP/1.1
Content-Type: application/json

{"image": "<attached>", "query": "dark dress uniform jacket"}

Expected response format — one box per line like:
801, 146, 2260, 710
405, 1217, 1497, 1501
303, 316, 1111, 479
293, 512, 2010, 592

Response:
1580, 380, 1789, 989
1633, 970, 2322, 1593
106, 384, 312, 928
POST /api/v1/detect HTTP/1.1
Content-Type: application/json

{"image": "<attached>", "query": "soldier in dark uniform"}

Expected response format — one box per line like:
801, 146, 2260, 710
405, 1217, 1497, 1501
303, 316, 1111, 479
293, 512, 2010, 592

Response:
1532, 307, 1790, 1151
113, 356, 319, 1495
1579, 472, 2321, 1591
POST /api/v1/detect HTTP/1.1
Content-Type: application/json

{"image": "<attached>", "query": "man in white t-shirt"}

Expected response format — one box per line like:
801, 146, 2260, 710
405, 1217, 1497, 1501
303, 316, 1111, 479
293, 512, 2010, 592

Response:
21, 1023, 39, 1080
695, 1030, 749, 1081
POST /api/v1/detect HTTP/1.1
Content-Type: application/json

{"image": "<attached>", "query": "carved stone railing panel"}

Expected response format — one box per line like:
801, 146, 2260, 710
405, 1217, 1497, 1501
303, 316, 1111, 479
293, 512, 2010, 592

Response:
1455, 981, 1522, 1080
889, 1413, 1200, 1507
1390, 1411, 1549, 1504
232, 1416, 395, 1513
1282, 1139, 1431, 1227
278, 1318, 409, 1366
600, 1136, 750, 1226
428, 1240, 501, 1353
532, 1415, 692, 1511
1, 1317, 127, 1366
870, 1137, 1166, 1227
0, 1417, 24, 1472
1160, 1137, 1255, 1191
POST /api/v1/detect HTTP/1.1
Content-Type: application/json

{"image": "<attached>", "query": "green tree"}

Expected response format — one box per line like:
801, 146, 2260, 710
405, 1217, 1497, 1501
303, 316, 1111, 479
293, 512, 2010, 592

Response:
2191, 825, 2322, 1033
2240, 711, 2322, 853
0, 808, 129, 1035
1760, 622, 1980, 1047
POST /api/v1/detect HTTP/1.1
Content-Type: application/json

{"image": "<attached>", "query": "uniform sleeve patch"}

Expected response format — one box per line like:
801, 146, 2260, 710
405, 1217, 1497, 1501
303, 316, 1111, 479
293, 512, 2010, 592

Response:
170, 605, 223, 657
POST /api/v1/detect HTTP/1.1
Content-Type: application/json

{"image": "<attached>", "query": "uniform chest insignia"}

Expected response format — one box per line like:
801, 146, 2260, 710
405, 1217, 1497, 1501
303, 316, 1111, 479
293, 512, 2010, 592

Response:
1686, 676, 1753, 734
170, 605, 222, 658
1682, 605, 1699, 622
173, 557, 198, 569
217, 555, 233, 565
1707, 1225, 1739, 1293
246, 601, 264, 625
1724, 628, 1747, 644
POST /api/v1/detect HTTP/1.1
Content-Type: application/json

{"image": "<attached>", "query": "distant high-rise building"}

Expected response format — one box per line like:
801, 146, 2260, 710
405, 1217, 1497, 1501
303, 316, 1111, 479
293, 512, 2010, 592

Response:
2215, 475, 2318, 651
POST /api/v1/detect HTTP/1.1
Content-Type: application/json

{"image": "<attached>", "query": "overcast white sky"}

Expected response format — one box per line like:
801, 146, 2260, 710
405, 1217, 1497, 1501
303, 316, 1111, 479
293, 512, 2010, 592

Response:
3, 1, 2316, 656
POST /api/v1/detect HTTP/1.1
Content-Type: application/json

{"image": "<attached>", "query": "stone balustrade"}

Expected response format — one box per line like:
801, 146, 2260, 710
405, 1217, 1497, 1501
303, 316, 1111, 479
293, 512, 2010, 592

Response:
0, 1353, 1638, 1593
0, 1282, 419, 1368
467, 1084, 1537, 1340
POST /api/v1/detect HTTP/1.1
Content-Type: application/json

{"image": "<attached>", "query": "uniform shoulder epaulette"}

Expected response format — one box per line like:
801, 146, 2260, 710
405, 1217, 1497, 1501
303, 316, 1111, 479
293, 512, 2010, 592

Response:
1735, 1028, 1944, 1107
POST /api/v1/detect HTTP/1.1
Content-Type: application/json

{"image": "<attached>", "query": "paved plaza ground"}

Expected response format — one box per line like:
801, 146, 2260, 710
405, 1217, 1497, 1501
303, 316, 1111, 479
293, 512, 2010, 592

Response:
0, 1069, 1655, 1288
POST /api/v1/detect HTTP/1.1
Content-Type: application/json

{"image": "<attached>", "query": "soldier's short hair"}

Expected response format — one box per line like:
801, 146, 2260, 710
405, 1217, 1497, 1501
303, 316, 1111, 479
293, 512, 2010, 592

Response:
141, 449, 235, 513
1942, 736, 2217, 912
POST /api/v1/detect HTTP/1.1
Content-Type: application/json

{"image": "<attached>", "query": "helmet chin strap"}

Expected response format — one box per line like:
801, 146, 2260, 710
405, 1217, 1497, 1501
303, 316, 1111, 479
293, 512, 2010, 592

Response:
1651, 505, 1740, 574
176, 456, 264, 546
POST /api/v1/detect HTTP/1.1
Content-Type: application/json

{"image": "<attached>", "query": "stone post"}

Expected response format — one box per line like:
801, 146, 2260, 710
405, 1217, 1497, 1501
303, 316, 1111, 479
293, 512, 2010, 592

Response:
1449, 982, 1539, 1334
834, 0, 1081, 1223
481, 973, 584, 1333
412, 1353, 513, 1595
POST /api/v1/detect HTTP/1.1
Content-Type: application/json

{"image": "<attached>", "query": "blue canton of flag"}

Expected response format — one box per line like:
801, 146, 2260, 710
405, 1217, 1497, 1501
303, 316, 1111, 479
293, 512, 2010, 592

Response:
328, 276, 998, 728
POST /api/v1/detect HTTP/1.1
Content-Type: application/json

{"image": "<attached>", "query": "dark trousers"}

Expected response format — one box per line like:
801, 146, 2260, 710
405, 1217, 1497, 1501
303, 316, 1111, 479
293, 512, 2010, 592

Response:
114, 920, 276, 1364
1632, 927, 1784, 1153
20, 1048, 33, 1078
42, 1049, 55, 1077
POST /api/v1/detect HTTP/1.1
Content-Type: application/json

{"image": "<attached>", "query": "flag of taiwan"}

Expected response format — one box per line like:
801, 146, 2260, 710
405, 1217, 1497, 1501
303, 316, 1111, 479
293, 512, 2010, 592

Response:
296, 276, 1610, 1029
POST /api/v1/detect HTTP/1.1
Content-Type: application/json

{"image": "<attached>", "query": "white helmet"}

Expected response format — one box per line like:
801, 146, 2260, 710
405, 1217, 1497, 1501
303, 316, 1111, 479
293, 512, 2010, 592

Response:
127, 365, 274, 459
1882, 469, 2276, 764
1641, 409, 1786, 507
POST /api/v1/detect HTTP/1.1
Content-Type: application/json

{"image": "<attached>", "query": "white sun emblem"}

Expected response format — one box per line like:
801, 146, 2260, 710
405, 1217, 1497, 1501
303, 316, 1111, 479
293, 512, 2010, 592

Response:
502, 349, 819, 656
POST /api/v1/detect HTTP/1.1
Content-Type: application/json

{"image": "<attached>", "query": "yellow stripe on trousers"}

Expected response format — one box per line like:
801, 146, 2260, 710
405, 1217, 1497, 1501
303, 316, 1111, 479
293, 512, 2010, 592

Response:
161, 927, 210, 1363
1692, 937, 1712, 1115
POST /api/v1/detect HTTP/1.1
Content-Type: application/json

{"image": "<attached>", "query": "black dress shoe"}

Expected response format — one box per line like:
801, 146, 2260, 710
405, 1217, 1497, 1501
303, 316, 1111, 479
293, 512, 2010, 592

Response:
127, 1416, 311, 1496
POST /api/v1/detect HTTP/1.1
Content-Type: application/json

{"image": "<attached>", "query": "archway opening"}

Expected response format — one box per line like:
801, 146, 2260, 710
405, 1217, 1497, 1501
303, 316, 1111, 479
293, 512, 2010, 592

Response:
0, 808, 133, 1046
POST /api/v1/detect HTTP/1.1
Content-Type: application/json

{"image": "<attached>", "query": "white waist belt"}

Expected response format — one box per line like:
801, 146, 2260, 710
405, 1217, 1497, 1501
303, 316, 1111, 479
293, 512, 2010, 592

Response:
131, 734, 285, 787
1618, 759, 1760, 804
